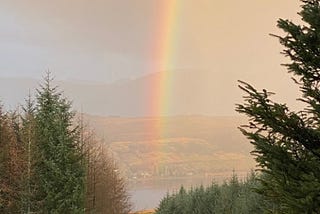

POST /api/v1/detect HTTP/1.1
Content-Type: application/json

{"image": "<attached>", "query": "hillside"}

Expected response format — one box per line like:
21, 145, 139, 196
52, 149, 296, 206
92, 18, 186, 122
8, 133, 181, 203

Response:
82, 114, 255, 181
0, 70, 302, 117
0, 71, 242, 116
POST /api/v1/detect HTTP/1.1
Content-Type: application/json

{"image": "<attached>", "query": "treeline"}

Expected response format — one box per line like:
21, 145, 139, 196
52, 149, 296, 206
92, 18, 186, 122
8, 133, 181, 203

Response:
155, 172, 280, 214
0, 73, 131, 213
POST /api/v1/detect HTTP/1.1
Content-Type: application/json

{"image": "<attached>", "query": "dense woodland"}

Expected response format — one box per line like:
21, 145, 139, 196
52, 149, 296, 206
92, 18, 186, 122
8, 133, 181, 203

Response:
156, 172, 279, 213
0, 74, 131, 213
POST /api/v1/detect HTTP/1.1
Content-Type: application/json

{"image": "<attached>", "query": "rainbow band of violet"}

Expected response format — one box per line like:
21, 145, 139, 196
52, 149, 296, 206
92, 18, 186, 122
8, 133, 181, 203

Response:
149, 0, 179, 172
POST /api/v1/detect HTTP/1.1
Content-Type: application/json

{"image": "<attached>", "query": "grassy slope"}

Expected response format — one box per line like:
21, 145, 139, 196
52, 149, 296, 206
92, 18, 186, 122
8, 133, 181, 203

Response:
82, 115, 255, 180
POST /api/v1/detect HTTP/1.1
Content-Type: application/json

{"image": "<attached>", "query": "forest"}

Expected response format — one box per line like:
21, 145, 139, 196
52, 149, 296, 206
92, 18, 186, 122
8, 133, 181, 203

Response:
155, 172, 278, 213
2, 0, 320, 213
0, 74, 132, 213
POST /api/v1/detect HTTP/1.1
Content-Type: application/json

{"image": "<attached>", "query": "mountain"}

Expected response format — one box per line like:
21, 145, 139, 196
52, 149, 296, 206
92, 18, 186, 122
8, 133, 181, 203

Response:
0, 71, 243, 116
82, 114, 255, 181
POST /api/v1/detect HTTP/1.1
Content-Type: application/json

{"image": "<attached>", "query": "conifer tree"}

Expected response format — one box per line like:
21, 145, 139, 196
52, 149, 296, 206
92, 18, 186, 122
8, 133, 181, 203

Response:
20, 94, 40, 213
34, 73, 85, 213
156, 172, 268, 213
236, 0, 320, 212
0, 105, 12, 212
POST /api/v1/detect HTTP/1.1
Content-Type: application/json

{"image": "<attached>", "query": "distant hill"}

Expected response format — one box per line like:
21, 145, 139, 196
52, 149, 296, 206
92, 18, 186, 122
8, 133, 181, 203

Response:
0, 74, 256, 180
82, 114, 255, 180
0, 71, 243, 116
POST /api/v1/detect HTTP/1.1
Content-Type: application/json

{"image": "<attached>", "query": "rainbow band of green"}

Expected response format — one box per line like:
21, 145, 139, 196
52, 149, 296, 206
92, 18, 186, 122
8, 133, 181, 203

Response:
147, 1, 179, 169
152, 0, 179, 117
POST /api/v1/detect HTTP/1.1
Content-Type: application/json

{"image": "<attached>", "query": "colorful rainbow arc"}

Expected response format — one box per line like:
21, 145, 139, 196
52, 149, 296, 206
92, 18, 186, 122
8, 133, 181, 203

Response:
148, 1, 180, 171
151, 0, 179, 118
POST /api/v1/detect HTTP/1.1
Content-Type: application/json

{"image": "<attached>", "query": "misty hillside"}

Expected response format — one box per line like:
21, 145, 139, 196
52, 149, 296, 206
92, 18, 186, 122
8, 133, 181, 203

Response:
82, 114, 255, 180
0, 71, 243, 116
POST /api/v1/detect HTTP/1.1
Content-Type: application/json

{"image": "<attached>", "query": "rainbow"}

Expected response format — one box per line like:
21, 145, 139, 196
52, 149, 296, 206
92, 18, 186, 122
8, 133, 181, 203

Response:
151, 0, 179, 117
147, 1, 180, 173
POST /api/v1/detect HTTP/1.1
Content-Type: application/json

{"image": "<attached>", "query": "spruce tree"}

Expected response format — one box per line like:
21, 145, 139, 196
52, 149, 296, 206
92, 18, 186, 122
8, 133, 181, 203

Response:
20, 94, 40, 213
35, 73, 85, 213
236, 0, 320, 212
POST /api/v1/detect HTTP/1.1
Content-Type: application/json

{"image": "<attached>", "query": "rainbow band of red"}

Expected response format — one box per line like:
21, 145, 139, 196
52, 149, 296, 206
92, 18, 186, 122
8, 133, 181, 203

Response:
147, 1, 179, 169
151, 0, 178, 117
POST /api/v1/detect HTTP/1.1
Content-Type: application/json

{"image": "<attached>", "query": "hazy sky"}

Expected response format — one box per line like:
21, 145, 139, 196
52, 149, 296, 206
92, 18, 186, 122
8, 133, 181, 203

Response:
0, 0, 308, 116
0, 0, 300, 83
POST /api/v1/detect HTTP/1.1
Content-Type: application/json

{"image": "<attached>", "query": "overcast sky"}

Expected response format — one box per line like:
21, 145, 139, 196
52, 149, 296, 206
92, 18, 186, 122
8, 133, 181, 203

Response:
0, 0, 300, 83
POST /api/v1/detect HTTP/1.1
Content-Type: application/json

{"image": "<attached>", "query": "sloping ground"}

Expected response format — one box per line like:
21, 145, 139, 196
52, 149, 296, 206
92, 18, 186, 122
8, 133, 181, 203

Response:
83, 115, 255, 180
109, 137, 253, 178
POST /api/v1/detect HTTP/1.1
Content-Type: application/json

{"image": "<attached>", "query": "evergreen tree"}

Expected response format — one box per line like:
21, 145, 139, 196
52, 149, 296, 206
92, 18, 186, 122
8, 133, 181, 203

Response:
0, 105, 12, 212
155, 172, 269, 214
34, 73, 85, 213
20, 94, 40, 213
236, 0, 320, 212
0, 73, 132, 213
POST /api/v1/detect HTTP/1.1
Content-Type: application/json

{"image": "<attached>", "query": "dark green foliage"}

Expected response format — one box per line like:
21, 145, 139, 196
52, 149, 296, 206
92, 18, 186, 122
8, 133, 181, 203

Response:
236, 0, 320, 212
0, 78, 87, 213
156, 172, 270, 214
34, 73, 85, 213
0, 74, 133, 213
